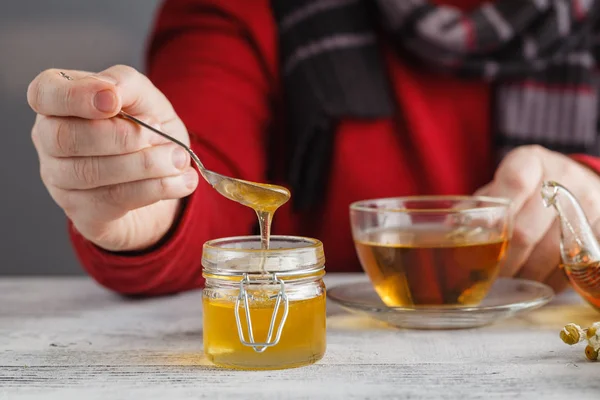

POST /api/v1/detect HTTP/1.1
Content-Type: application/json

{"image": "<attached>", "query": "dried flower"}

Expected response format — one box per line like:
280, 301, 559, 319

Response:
560, 323, 585, 345
585, 345, 598, 361
560, 322, 599, 361
587, 323, 598, 339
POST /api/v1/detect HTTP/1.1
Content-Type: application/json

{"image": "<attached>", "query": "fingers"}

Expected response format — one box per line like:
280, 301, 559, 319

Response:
516, 221, 570, 294
97, 64, 175, 118
48, 167, 198, 223
475, 145, 600, 287
479, 147, 549, 277
484, 146, 544, 214
41, 143, 192, 190
33, 115, 170, 157
472, 182, 492, 197
27, 65, 175, 120
500, 191, 556, 277
475, 145, 600, 288
516, 219, 561, 282
474, 146, 576, 281
544, 268, 570, 293
28, 68, 121, 118
27, 65, 195, 252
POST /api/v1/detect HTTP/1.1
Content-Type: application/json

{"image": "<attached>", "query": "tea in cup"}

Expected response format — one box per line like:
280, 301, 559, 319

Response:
350, 196, 512, 307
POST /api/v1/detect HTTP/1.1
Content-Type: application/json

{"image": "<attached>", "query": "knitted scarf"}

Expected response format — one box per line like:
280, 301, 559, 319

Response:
270, 0, 600, 210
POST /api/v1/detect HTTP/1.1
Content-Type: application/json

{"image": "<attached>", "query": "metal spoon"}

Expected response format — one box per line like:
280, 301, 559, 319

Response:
59, 72, 291, 212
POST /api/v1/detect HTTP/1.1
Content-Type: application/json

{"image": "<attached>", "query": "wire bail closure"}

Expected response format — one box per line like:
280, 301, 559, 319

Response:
234, 273, 289, 353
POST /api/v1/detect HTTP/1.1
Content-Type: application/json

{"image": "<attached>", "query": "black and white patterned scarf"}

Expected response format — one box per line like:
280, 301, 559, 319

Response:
270, 0, 600, 210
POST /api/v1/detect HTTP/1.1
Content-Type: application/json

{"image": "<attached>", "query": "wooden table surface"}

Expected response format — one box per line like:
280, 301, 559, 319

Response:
0, 274, 599, 399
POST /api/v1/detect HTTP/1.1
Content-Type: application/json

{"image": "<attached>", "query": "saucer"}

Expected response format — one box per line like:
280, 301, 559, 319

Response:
327, 277, 554, 329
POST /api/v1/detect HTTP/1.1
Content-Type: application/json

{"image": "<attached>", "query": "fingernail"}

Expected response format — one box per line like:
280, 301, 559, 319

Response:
183, 170, 198, 189
90, 74, 118, 85
94, 90, 117, 113
172, 147, 188, 170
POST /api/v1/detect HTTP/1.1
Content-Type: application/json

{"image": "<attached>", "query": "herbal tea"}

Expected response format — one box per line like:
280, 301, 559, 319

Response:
355, 227, 509, 307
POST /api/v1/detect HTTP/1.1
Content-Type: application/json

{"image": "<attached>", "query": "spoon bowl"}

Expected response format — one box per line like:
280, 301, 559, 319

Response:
118, 111, 291, 212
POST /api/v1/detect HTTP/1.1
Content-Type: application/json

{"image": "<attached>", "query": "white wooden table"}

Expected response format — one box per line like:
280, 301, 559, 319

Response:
0, 274, 599, 399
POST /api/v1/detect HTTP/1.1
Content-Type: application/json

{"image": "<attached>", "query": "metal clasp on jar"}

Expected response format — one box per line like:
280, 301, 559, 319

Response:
234, 273, 289, 353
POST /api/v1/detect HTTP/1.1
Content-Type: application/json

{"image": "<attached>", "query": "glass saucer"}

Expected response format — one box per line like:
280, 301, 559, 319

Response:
327, 277, 554, 329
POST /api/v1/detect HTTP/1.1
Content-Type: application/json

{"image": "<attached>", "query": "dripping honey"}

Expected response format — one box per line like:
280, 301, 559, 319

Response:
213, 179, 290, 251
355, 227, 509, 307
203, 289, 326, 370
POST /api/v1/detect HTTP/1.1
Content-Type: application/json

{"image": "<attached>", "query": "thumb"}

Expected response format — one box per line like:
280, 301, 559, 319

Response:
485, 147, 544, 214
473, 182, 492, 197
96, 65, 176, 121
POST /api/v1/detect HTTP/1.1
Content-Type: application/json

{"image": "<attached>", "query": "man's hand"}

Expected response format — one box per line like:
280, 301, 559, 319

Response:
27, 65, 199, 252
475, 145, 600, 292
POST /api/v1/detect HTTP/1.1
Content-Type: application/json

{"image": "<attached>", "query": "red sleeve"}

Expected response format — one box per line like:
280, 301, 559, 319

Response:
69, 0, 278, 296
571, 154, 600, 175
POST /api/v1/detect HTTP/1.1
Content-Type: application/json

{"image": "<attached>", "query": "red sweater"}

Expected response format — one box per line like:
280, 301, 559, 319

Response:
69, 0, 600, 295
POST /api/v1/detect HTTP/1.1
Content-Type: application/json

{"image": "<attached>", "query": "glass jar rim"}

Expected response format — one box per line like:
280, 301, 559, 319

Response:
202, 235, 325, 276
350, 195, 511, 214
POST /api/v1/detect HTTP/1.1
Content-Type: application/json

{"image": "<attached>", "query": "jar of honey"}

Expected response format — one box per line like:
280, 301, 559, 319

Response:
201, 235, 327, 370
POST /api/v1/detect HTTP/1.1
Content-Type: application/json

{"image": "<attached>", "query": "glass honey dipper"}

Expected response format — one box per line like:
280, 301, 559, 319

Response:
541, 181, 600, 311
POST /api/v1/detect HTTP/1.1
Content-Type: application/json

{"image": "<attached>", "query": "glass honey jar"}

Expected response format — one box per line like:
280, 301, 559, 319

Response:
201, 235, 326, 370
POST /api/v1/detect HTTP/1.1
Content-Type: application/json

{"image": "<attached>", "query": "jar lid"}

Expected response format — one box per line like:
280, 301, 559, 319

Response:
202, 235, 325, 276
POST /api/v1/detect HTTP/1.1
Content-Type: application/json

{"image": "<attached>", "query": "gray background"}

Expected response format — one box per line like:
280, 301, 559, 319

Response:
0, 0, 162, 275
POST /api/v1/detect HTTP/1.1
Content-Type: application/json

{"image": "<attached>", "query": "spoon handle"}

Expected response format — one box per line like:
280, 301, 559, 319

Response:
118, 111, 206, 172
58, 71, 212, 185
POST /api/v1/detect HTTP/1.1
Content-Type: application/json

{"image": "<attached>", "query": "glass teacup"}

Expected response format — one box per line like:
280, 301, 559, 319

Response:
350, 196, 512, 307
